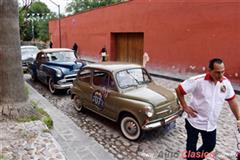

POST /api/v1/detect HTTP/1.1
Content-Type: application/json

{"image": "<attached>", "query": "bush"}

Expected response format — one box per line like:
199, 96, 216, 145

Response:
17, 100, 53, 129
42, 116, 53, 129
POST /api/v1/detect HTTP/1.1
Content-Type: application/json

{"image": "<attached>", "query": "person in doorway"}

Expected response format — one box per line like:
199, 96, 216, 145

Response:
72, 42, 78, 57
143, 52, 150, 67
99, 47, 107, 62
175, 58, 240, 160
49, 41, 53, 48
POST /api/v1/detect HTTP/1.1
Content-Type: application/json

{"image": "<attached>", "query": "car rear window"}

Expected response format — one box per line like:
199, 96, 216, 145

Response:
78, 69, 91, 83
93, 70, 116, 90
93, 71, 108, 87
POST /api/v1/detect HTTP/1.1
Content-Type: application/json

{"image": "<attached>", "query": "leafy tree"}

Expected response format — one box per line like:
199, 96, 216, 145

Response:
19, 1, 32, 41
37, 20, 50, 42
19, 1, 56, 42
66, 0, 125, 15
29, 1, 50, 13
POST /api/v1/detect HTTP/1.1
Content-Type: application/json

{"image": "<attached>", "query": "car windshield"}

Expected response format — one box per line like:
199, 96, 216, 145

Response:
116, 68, 151, 89
47, 51, 77, 62
21, 47, 38, 60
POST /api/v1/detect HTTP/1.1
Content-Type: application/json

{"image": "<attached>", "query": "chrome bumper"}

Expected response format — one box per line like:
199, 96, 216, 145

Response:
22, 66, 28, 72
54, 74, 76, 90
54, 83, 73, 90
142, 109, 183, 130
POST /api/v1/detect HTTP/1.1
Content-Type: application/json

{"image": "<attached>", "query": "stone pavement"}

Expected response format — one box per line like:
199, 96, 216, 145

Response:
26, 82, 115, 160
2, 66, 239, 160
0, 120, 66, 160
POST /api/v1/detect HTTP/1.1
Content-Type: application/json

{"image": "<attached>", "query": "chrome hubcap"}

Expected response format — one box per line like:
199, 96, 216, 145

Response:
74, 97, 82, 111
125, 120, 137, 135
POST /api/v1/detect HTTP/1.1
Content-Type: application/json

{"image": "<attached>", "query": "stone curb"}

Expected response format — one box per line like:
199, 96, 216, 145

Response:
26, 82, 115, 160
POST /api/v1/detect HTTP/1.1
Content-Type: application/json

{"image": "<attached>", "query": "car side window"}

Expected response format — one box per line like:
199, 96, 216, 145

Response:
93, 70, 116, 91
78, 69, 91, 84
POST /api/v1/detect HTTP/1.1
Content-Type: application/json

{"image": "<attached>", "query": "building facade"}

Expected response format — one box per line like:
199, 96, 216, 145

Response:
49, 0, 240, 82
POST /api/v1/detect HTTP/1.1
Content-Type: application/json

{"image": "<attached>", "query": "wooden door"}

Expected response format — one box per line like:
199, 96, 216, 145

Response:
114, 33, 144, 65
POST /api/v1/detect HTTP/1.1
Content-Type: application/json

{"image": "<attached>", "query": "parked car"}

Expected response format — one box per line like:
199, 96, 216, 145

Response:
21, 45, 39, 72
28, 48, 85, 94
71, 62, 183, 140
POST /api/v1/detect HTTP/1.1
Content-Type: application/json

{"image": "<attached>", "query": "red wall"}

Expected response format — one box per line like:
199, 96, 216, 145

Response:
49, 0, 240, 82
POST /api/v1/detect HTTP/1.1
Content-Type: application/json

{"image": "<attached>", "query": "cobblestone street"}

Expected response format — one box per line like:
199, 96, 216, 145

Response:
25, 74, 239, 160
0, 121, 66, 160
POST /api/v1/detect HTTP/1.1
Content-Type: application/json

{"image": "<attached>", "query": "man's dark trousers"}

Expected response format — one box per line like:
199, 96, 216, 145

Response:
185, 119, 216, 160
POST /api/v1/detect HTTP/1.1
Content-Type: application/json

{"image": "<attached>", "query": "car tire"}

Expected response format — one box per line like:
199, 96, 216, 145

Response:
120, 114, 141, 141
48, 77, 57, 94
73, 95, 84, 112
31, 71, 38, 82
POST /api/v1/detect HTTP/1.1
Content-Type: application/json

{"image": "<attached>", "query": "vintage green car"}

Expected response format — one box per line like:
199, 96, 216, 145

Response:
71, 63, 183, 140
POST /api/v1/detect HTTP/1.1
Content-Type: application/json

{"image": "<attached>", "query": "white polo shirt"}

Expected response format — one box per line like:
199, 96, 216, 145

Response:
178, 73, 236, 131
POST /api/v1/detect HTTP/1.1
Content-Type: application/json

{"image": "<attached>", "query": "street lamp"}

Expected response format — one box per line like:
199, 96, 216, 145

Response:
49, 0, 62, 48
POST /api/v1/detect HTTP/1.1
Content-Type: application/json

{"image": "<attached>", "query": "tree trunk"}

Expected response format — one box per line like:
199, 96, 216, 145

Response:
0, 0, 33, 120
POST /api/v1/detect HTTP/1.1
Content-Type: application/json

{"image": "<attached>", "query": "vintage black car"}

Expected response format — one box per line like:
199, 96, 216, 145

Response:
71, 63, 183, 140
28, 48, 85, 94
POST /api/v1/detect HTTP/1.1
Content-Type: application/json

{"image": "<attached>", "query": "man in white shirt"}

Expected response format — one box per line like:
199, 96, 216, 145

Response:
175, 58, 240, 160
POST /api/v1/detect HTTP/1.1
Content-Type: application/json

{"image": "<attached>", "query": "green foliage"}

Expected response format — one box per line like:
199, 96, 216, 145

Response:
36, 107, 47, 115
42, 128, 50, 133
42, 116, 53, 129
31, 100, 38, 108
0, 154, 5, 160
19, 1, 56, 42
17, 101, 53, 129
66, 0, 124, 15
29, 1, 50, 13
17, 114, 39, 122
37, 20, 49, 42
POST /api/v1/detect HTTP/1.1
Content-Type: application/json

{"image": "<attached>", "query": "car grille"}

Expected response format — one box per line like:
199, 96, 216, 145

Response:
150, 101, 180, 122
22, 61, 30, 66
22, 61, 28, 66
64, 74, 77, 83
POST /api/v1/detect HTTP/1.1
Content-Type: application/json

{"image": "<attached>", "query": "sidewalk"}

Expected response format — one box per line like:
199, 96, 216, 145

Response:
27, 82, 115, 160
149, 70, 240, 94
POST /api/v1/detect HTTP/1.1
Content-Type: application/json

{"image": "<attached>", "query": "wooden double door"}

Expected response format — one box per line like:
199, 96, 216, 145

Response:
114, 33, 144, 65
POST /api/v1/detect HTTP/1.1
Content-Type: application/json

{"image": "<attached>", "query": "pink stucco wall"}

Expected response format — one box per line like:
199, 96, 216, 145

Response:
49, 0, 240, 82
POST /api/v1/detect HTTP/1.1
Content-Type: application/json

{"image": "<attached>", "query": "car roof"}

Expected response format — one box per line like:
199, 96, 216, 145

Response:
21, 45, 38, 49
85, 62, 142, 72
40, 48, 73, 53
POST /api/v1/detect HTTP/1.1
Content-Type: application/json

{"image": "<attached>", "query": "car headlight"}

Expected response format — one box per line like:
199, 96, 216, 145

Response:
56, 69, 62, 77
144, 106, 154, 118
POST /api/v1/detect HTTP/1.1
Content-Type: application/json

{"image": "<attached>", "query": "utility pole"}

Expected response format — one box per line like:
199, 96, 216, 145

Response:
49, 0, 61, 48
31, 19, 35, 44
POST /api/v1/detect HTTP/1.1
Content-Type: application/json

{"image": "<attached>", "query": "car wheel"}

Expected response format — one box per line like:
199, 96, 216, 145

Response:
73, 95, 84, 112
48, 77, 56, 94
120, 115, 141, 141
31, 72, 38, 82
